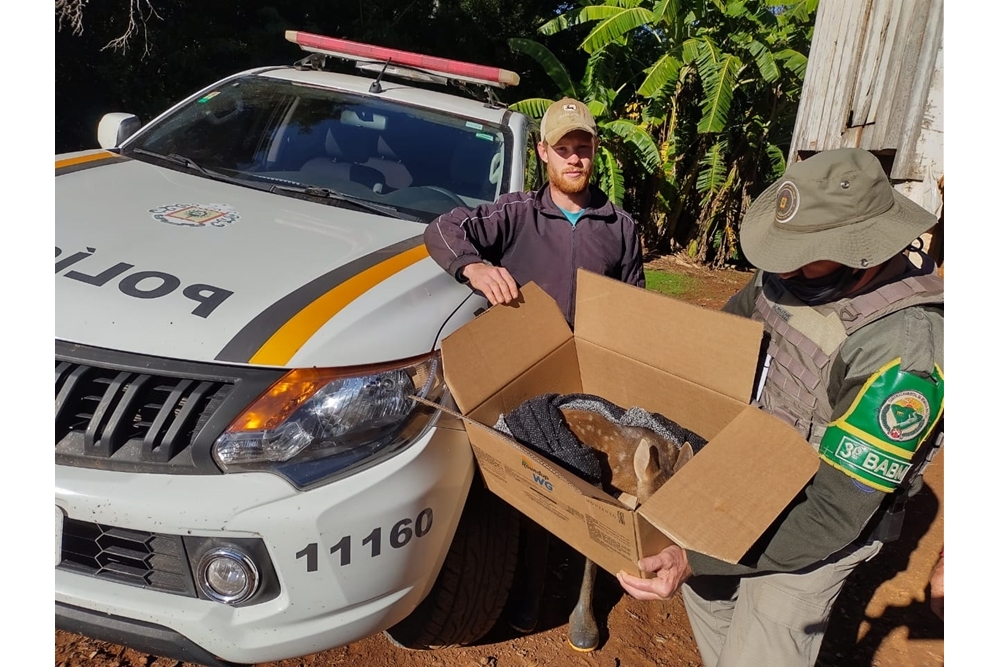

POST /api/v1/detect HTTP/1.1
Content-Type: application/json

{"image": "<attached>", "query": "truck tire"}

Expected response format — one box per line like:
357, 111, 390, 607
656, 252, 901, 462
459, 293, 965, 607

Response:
384, 474, 519, 649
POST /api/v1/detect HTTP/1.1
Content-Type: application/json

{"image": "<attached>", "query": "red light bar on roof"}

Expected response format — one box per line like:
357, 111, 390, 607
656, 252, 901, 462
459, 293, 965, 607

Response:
285, 31, 520, 88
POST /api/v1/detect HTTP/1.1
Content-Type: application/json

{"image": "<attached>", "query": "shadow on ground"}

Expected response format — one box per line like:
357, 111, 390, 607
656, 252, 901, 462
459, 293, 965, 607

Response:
817, 481, 944, 667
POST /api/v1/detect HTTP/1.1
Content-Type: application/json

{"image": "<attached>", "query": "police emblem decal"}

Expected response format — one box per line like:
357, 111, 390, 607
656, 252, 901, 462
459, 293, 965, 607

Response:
150, 203, 240, 228
774, 181, 799, 223
878, 390, 930, 442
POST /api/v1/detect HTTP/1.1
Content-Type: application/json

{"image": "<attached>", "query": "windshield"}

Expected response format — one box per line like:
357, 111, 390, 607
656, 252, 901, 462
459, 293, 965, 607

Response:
123, 75, 510, 222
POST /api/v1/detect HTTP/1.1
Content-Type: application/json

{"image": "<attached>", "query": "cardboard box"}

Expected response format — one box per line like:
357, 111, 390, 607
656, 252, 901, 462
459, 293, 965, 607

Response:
439, 269, 819, 578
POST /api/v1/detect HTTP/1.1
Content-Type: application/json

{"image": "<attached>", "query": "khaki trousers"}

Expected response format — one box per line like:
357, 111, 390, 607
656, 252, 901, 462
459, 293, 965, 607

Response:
681, 541, 882, 667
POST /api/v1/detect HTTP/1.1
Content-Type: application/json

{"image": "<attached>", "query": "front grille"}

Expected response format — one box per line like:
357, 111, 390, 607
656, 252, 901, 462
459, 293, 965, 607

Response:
55, 362, 231, 462
59, 518, 196, 596
55, 341, 284, 474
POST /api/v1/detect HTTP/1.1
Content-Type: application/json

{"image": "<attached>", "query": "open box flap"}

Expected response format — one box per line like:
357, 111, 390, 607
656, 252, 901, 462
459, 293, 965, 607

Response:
441, 283, 571, 414
637, 407, 819, 563
573, 270, 764, 404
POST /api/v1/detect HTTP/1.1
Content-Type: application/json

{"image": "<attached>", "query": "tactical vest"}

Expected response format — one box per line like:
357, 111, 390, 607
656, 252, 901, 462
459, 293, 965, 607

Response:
750, 264, 944, 452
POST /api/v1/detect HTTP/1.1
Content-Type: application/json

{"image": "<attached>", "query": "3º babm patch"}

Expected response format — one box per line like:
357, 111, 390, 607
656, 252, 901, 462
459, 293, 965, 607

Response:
819, 358, 943, 493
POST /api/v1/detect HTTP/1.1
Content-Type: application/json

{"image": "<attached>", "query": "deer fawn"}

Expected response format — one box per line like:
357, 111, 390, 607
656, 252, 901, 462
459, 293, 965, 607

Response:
559, 408, 694, 652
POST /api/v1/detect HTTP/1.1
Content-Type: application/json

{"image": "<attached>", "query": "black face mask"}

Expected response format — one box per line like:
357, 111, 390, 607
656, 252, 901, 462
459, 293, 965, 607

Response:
778, 264, 862, 305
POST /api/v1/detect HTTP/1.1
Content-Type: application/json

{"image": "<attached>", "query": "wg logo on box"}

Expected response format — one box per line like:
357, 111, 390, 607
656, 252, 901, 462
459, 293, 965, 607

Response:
522, 459, 554, 492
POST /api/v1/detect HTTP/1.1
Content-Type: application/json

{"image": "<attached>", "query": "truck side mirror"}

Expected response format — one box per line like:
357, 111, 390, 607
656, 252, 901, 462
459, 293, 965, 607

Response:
97, 113, 142, 149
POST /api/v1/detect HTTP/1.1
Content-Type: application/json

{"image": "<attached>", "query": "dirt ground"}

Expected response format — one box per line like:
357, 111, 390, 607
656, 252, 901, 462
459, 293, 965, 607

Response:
55, 255, 945, 667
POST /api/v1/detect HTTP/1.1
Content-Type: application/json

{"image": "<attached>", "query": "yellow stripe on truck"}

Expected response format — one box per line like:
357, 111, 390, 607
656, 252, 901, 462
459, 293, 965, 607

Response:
55, 152, 119, 170
249, 244, 430, 366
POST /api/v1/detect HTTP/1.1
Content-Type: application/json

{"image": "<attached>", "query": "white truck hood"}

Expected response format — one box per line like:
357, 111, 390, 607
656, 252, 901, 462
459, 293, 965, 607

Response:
55, 151, 477, 368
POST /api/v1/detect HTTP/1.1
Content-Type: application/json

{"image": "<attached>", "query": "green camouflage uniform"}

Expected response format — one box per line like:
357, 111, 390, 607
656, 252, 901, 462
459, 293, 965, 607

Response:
681, 253, 943, 667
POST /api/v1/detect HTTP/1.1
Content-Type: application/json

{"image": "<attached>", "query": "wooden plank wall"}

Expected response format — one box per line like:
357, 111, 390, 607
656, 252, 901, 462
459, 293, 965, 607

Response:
788, 0, 944, 266
892, 0, 943, 182
790, 0, 873, 154
789, 0, 942, 180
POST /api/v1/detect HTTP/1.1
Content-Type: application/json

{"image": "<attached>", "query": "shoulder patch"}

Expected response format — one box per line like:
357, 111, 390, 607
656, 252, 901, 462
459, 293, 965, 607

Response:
818, 358, 943, 492
878, 390, 931, 442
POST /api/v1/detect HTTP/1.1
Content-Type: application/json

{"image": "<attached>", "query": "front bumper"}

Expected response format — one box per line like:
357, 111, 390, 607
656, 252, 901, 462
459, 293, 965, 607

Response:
55, 422, 474, 664
57, 602, 240, 667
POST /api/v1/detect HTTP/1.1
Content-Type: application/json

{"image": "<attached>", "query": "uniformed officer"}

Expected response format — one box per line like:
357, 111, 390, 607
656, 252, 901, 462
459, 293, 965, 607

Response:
617, 147, 944, 667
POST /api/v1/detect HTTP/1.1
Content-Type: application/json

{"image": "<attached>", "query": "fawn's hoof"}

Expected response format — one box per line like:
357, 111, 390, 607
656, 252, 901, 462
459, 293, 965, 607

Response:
567, 616, 599, 652
567, 632, 599, 652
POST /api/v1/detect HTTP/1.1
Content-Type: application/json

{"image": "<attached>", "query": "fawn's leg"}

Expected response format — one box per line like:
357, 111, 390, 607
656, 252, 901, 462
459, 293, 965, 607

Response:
567, 557, 599, 651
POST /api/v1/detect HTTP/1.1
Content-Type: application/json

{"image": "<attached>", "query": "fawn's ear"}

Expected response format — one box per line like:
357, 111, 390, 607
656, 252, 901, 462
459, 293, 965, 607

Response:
674, 442, 695, 473
633, 437, 662, 479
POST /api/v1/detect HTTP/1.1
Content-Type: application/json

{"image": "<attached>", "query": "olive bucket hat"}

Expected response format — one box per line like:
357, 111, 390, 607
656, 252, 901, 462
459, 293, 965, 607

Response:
740, 148, 938, 273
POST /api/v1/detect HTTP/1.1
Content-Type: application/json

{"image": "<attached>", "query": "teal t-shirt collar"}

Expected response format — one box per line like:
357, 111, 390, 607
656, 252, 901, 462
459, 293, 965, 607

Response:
558, 205, 585, 226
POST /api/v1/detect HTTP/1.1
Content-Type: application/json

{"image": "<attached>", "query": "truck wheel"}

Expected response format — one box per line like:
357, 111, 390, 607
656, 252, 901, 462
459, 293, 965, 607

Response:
384, 474, 519, 649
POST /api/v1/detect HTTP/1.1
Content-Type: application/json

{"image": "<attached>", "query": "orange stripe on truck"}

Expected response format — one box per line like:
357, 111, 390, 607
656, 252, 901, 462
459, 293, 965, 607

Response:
249, 244, 430, 366
55, 152, 120, 170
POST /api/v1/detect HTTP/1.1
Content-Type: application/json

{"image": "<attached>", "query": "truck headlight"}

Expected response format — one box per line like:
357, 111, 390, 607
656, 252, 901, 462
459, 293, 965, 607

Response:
213, 352, 444, 488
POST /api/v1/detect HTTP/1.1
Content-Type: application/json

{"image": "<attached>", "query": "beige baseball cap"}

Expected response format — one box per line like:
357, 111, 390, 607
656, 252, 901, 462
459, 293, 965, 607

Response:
540, 97, 597, 145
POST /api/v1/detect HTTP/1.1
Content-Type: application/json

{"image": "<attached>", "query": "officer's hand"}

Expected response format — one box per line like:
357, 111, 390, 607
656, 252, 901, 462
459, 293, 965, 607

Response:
461, 262, 519, 306
616, 545, 692, 601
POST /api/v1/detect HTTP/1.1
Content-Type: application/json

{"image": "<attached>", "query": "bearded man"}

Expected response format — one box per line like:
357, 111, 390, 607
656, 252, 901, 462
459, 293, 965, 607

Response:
423, 97, 645, 326
423, 98, 645, 637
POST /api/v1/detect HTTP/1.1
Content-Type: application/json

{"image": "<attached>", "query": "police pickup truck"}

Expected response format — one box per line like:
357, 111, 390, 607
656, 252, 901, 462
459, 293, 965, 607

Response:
55, 32, 536, 666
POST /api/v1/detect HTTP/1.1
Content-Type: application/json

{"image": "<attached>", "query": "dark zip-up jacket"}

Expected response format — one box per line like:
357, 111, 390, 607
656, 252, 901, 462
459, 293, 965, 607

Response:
423, 184, 645, 325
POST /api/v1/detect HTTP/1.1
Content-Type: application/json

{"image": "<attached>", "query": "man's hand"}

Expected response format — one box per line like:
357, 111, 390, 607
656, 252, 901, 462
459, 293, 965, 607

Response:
616, 545, 693, 601
461, 262, 519, 306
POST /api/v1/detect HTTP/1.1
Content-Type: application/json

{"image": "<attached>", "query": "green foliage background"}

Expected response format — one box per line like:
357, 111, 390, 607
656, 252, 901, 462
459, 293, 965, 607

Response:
55, 0, 576, 154
55, 0, 818, 269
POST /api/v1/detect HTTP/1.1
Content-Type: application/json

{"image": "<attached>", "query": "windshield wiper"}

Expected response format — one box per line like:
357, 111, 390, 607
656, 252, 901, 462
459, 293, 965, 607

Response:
129, 148, 249, 186
130, 149, 419, 221
269, 184, 419, 221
